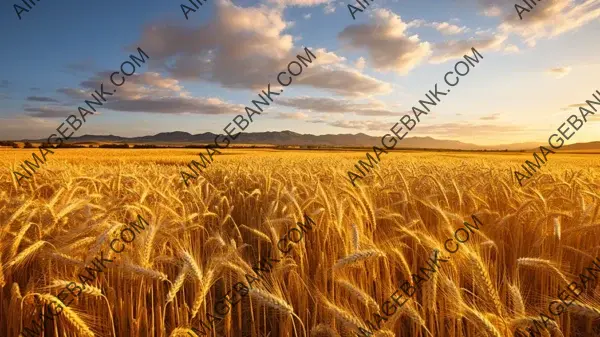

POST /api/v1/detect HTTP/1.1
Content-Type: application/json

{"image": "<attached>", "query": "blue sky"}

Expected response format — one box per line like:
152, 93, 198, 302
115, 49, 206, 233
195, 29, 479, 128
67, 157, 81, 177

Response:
1, 0, 599, 145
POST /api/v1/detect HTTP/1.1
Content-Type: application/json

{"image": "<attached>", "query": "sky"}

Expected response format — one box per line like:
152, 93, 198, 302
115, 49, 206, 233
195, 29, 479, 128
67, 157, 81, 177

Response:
0, 0, 599, 146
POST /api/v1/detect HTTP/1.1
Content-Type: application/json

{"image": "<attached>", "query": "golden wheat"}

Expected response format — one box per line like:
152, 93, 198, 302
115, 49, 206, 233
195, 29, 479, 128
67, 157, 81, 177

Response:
0, 148, 598, 337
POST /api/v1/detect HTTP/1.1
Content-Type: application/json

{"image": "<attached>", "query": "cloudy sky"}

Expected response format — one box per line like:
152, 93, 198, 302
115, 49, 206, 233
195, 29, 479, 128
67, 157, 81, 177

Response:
0, 0, 599, 145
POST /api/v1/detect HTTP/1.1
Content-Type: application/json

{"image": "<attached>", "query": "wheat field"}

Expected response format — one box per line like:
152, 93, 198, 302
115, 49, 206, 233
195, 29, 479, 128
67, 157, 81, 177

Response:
0, 148, 599, 337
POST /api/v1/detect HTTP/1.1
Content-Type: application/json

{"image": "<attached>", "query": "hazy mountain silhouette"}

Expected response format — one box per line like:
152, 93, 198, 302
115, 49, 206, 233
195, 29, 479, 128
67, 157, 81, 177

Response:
19, 131, 600, 151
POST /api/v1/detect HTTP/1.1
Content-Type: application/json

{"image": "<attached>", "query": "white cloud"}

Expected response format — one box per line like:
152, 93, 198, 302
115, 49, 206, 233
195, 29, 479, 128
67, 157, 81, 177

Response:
270, 0, 329, 6
295, 65, 393, 96
408, 19, 469, 35
482, 0, 600, 47
355, 57, 366, 71
430, 22, 469, 35
135, 0, 390, 96
272, 111, 309, 119
503, 44, 520, 54
308, 117, 391, 131
546, 66, 572, 79
25, 105, 74, 118
279, 96, 403, 116
482, 5, 502, 17
430, 34, 506, 64
418, 122, 526, 137
338, 9, 432, 75
0, 116, 57, 139
324, 1, 336, 13
104, 96, 242, 115
60, 71, 243, 115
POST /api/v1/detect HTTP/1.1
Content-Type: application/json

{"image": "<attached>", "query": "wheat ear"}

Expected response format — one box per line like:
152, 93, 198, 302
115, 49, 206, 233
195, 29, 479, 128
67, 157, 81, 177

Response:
391, 248, 412, 279
170, 327, 198, 337
65, 237, 97, 254
181, 251, 203, 281
51, 252, 86, 267
240, 225, 272, 242
469, 253, 503, 315
49, 280, 116, 337
48, 280, 103, 297
142, 222, 159, 267
166, 264, 189, 304
351, 223, 359, 251
249, 288, 294, 315
517, 258, 570, 285
121, 262, 169, 281
310, 324, 341, 337
464, 306, 502, 337
561, 245, 595, 261
9, 223, 33, 258
38, 293, 95, 337
508, 283, 525, 315
191, 269, 216, 318
320, 296, 365, 329
509, 315, 560, 337
335, 279, 379, 312
0, 253, 5, 288
12, 282, 22, 300
423, 249, 439, 312
570, 301, 600, 317
442, 277, 463, 317
399, 302, 426, 328
333, 249, 384, 270
7, 241, 47, 269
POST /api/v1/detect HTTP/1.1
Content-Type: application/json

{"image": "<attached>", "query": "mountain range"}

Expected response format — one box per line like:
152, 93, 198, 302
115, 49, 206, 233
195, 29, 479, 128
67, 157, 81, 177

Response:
20, 131, 600, 151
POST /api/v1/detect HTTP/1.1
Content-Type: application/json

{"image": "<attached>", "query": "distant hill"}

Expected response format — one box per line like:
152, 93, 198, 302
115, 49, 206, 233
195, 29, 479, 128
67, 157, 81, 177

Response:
16, 131, 600, 151
560, 141, 600, 151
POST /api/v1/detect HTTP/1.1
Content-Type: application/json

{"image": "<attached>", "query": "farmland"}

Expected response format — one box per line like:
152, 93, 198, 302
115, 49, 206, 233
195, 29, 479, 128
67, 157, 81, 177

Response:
1, 148, 599, 337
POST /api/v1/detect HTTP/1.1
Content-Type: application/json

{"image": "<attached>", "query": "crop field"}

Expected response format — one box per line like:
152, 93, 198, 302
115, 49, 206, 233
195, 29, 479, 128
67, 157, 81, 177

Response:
1, 148, 599, 337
